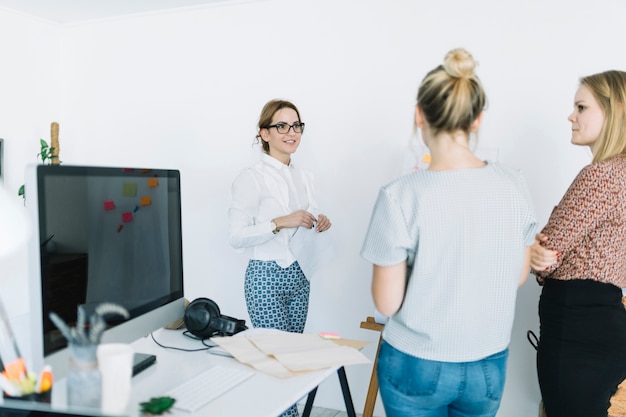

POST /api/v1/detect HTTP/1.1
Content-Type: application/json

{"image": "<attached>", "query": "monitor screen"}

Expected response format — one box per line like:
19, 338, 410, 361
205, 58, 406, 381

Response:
25, 165, 185, 377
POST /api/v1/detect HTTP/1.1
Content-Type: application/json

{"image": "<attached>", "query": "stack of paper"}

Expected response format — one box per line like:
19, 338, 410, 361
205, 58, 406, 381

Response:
211, 330, 370, 378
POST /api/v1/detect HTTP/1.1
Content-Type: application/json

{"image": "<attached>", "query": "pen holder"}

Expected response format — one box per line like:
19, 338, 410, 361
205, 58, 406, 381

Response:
67, 343, 101, 409
3, 389, 52, 404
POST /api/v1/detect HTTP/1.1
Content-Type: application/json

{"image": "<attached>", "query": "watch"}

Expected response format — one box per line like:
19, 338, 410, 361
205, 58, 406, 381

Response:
271, 221, 279, 234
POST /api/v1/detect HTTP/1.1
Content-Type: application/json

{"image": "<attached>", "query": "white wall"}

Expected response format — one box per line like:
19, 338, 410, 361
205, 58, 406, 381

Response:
2, 0, 626, 415
0, 8, 61, 315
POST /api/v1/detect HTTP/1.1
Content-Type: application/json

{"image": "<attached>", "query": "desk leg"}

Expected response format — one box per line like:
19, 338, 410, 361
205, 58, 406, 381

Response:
301, 387, 317, 417
337, 366, 357, 417
302, 367, 356, 417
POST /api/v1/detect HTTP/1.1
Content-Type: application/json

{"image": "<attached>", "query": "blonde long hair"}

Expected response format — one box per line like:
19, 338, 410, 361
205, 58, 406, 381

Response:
580, 70, 626, 163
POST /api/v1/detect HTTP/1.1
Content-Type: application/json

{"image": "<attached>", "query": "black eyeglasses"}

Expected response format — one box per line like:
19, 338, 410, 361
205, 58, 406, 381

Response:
265, 122, 305, 134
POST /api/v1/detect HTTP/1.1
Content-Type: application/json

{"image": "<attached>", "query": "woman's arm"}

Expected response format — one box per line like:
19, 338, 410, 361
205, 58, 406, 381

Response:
372, 262, 407, 317
536, 164, 611, 276
228, 170, 277, 249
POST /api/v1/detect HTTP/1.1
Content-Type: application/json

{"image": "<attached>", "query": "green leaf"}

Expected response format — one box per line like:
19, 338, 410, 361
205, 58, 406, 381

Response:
18, 185, 25, 197
140, 396, 176, 415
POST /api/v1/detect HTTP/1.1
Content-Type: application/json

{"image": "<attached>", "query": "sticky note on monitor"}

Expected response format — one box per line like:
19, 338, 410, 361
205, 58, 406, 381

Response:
122, 182, 137, 197
147, 178, 159, 188
122, 212, 133, 223
140, 196, 152, 206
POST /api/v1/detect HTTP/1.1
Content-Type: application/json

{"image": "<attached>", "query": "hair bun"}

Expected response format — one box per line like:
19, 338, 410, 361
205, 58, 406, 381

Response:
443, 48, 477, 79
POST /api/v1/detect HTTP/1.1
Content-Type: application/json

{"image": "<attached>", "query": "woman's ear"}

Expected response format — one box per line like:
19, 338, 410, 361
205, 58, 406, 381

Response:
259, 128, 269, 142
470, 111, 484, 132
415, 106, 426, 128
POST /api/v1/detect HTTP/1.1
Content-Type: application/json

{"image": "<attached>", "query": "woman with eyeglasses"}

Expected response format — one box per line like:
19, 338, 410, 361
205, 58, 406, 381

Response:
360, 48, 536, 417
228, 98, 331, 417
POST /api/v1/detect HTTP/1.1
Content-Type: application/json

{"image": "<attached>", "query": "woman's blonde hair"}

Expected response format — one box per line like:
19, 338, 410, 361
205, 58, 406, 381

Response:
416, 48, 486, 136
580, 70, 626, 163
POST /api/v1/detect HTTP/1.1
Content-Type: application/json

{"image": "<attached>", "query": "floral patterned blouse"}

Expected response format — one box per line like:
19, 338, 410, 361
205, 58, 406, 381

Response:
533, 155, 626, 288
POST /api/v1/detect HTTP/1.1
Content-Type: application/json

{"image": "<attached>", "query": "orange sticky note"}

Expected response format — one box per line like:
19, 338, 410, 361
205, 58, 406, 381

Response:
147, 178, 159, 188
140, 196, 152, 206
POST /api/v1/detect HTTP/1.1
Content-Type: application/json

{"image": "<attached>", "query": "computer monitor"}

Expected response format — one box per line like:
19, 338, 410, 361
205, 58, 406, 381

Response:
25, 165, 185, 378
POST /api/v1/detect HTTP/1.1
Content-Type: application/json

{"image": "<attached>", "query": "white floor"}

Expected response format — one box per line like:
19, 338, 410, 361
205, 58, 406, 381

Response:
299, 405, 362, 417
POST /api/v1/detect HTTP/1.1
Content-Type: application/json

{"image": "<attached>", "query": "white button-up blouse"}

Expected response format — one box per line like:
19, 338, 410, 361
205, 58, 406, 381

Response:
228, 153, 319, 268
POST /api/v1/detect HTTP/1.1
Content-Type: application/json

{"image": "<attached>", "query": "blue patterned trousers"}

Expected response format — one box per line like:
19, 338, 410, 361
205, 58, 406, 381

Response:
244, 260, 310, 332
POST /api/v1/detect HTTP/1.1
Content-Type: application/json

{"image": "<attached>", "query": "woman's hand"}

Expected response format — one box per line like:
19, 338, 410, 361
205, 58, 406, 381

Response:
273, 210, 317, 231
315, 214, 332, 232
530, 233, 558, 271
273, 211, 332, 232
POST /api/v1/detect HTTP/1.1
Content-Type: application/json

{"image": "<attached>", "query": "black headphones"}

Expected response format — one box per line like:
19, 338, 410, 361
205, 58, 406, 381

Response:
183, 298, 247, 339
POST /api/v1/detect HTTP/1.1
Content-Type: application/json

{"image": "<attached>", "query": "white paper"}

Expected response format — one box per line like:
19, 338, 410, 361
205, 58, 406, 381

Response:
273, 345, 371, 372
211, 330, 371, 378
289, 227, 337, 279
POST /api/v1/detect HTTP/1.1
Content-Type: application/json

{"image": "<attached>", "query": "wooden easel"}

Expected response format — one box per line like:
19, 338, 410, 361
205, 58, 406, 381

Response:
360, 316, 384, 417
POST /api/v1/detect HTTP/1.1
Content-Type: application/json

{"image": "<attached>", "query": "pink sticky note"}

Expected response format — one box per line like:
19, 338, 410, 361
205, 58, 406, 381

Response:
122, 212, 133, 223
103, 200, 115, 211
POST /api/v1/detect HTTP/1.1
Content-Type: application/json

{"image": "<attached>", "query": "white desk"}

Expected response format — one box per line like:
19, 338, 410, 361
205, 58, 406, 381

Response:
48, 328, 353, 417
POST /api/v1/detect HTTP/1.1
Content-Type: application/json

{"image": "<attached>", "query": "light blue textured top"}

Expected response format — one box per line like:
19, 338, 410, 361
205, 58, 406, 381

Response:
361, 161, 537, 362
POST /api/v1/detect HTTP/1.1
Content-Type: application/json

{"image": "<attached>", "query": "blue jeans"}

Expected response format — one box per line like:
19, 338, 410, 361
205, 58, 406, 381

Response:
377, 340, 508, 417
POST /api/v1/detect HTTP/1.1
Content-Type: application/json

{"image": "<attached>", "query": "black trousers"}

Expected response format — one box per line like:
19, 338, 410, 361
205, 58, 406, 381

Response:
537, 279, 626, 417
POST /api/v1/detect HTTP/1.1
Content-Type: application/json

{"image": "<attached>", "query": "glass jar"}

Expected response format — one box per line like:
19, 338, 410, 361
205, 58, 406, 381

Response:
67, 343, 101, 409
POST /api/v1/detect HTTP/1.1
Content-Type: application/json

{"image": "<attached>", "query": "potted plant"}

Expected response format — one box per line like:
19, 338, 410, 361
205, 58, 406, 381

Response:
18, 122, 61, 199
